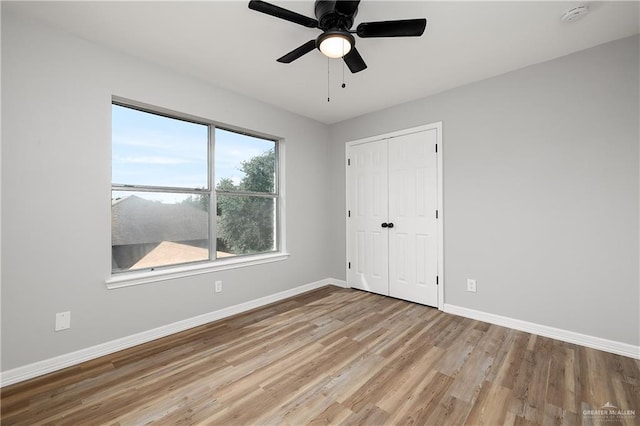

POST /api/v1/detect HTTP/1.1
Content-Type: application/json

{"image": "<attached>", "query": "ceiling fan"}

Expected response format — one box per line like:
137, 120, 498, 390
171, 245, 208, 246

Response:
248, 0, 427, 73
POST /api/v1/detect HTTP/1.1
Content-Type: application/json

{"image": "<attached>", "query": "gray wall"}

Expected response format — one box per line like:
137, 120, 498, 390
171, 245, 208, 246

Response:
329, 35, 640, 346
1, 10, 332, 370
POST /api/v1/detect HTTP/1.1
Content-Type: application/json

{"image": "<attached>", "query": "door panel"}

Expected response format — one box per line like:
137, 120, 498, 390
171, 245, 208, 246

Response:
388, 130, 438, 306
347, 140, 389, 295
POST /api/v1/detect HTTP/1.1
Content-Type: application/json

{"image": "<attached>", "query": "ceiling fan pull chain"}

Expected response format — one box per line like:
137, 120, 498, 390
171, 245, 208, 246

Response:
342, 42, 347, 88
327, 57, 331, 102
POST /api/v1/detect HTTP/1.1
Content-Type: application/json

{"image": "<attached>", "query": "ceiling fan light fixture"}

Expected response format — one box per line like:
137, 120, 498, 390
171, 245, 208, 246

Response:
318, 30, 354, 58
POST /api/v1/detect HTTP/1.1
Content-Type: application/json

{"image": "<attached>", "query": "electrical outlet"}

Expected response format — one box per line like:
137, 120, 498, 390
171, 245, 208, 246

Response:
467, 279, 477, 292
215, 280, 223, 293
55, 311, 71, 331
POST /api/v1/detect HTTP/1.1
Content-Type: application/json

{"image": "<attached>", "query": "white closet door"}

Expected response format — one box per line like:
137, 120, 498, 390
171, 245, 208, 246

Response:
388, 130, 438, 306
346, 139, 389, 296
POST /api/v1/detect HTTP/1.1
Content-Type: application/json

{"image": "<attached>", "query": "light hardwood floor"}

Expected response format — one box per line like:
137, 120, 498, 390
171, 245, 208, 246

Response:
1, 286, 639, 425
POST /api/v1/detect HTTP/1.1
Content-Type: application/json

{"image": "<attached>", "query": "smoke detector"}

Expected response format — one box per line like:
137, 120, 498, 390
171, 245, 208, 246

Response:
561, 5, 589, 22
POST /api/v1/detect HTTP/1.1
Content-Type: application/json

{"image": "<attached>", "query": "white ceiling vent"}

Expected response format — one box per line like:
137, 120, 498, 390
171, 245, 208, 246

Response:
561, 5, 590, 23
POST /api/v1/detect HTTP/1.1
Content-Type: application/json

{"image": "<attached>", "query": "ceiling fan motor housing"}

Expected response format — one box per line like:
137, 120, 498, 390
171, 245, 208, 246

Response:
315, 0, 357, 30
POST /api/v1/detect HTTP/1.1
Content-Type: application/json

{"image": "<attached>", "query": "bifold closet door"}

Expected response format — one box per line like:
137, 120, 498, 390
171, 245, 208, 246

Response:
346, 139, 389, 296
388, 130, 438, 306
347, 129, 439, 307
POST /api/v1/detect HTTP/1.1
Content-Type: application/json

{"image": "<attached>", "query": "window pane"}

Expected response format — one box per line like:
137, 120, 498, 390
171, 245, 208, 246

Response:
215, 129, 276, 193
112, 104, 208, 188
216, 194, 276, 257
112, 191, 210, 271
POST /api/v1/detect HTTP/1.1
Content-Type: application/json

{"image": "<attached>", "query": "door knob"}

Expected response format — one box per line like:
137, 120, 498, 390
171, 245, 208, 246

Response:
381, 223, 388, 228
387, 223, 394, 228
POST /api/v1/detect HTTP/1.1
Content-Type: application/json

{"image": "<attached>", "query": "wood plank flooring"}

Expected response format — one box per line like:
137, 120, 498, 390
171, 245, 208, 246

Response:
2, 286, 639, 425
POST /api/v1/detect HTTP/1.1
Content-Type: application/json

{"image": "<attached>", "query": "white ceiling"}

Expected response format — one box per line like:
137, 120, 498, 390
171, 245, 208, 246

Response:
6, 1, 639, 124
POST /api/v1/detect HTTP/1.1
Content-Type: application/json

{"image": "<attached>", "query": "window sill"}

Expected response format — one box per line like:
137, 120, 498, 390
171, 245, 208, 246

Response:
106, 252, 290, 290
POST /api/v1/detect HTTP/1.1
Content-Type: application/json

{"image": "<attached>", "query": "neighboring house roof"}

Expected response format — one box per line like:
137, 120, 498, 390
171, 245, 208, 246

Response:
131, 241, 236, 269
112, 195, 208, 245
131, 241, 208, 269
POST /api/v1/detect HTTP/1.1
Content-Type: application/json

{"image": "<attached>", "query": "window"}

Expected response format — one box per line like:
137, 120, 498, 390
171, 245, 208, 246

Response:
111, 101, 281, 276
215, 129, 278, 257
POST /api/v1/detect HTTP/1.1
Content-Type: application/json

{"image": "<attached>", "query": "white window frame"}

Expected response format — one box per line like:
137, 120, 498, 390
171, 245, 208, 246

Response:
107, 98, 288, 289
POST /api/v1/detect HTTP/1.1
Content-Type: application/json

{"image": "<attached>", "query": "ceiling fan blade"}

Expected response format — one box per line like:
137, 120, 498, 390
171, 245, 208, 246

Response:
249, 0, 318, 28
334, 1, 361, 17
343, 47, 367, 73
277, 40, 317, 63
356, 18, 427, 38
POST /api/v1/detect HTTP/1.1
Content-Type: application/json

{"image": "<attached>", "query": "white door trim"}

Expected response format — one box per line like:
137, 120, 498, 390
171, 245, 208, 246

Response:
345, 122, 444, 310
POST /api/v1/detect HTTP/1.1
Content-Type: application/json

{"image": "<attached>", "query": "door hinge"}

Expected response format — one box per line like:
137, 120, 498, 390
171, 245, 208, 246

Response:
435, 144, 438, 153
436, 275, 439, 285
348, 262, 351, 269
348, 210, 351, 217
347, 158, 351, 166
436, 210, 439, 219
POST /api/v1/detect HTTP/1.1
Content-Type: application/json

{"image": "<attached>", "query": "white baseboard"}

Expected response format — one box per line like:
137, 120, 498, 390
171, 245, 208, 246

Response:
444, 304, 640, 360
330, 278, 348, 288
0, 278, 347, 387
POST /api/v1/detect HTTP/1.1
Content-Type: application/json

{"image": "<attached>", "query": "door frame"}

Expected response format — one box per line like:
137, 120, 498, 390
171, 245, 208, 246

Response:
345, 122, 444, 310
